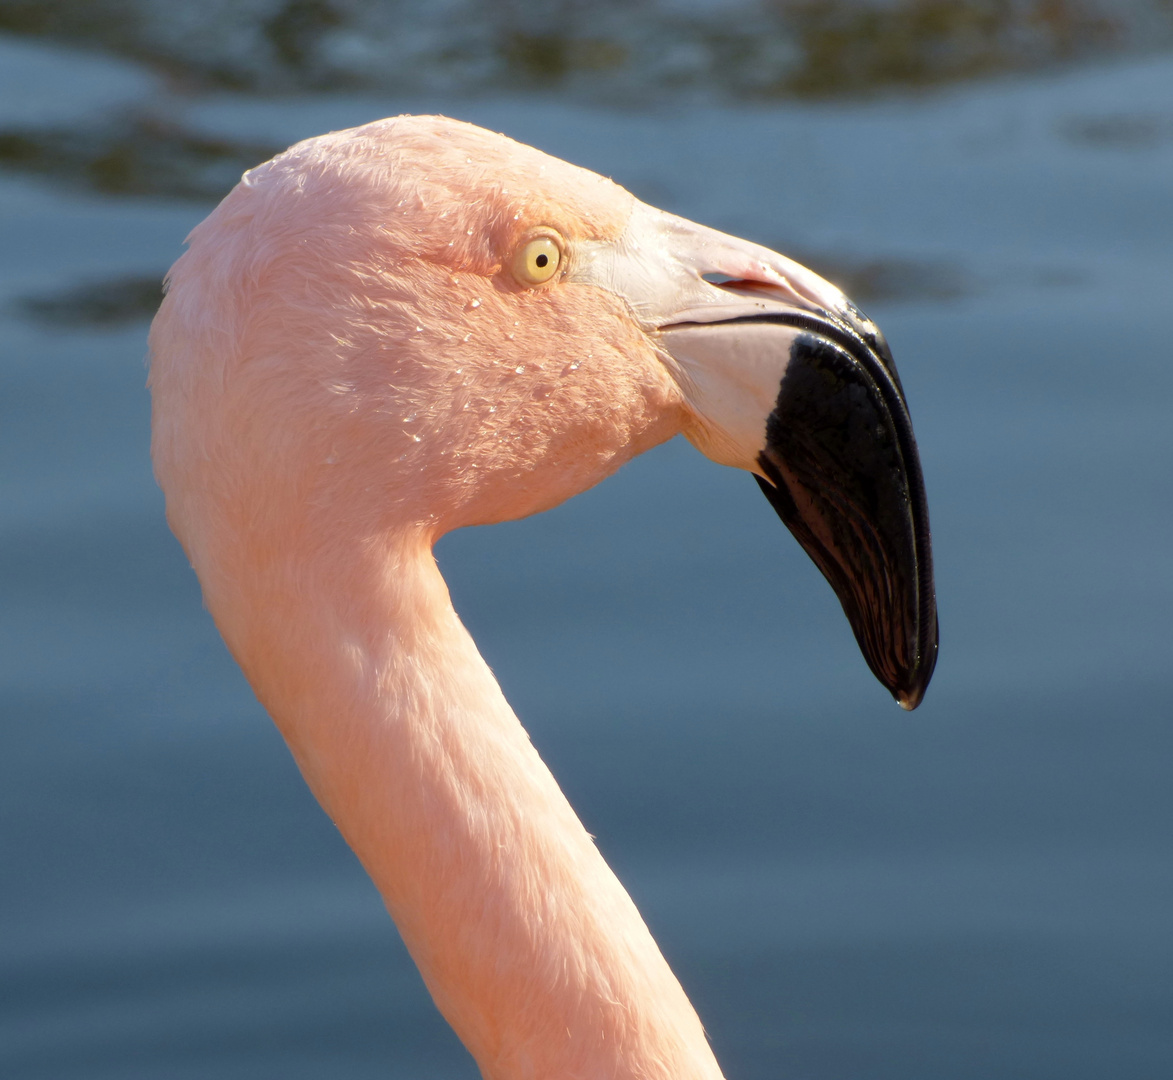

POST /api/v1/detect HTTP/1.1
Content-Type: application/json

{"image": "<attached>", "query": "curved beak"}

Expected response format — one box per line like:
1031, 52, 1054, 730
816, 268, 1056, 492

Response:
571, 202, 938, 709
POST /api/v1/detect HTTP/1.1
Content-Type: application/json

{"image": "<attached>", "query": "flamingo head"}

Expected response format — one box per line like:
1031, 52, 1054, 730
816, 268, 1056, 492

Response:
150, 114, 936, 709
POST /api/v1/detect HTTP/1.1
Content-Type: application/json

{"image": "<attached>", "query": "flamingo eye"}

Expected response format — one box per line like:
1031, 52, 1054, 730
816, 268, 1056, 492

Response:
512, 236, 562, 286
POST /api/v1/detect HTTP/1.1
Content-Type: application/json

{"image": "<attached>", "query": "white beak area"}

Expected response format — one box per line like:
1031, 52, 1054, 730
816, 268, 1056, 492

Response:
568, 199, 848, 330
568, 199, 854, 474
654, 321, 806, 474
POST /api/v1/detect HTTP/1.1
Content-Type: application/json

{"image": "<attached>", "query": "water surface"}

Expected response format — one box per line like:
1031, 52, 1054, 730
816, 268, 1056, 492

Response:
2, 30, 1172, 1080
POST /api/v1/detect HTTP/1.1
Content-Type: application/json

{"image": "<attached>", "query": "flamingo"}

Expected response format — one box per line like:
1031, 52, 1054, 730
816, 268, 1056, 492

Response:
148, 115, 936, 1080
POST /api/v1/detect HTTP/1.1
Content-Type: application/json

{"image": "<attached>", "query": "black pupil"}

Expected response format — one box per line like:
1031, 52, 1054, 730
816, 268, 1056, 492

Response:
535, 253, 548, 268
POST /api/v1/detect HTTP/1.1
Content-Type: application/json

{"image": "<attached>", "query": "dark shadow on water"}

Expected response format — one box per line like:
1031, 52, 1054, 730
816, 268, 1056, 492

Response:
0, 116, 282, 202
2, 0, 1172, 102
18, 272, 165, 328
786, 250, 971, 304
1059, 112, 1171, 147
780, 0, 1128, 98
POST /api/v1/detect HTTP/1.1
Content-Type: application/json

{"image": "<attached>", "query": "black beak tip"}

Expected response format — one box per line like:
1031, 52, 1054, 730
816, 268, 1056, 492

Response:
896, 688, 922, 712
888, 614, 938, 711
749, 317, 938, 714
893, 666, 931, 712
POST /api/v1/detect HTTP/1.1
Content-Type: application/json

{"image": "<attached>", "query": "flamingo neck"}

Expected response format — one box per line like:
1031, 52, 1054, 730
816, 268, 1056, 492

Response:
223, 529, 724, 1080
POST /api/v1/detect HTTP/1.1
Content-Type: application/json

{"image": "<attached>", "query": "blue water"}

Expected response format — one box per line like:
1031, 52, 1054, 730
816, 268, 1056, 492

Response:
2, 33, 1172, 1079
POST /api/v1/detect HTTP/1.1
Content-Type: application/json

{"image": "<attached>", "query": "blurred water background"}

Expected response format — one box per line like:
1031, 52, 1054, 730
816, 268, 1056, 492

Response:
2, 2, 1172, 1077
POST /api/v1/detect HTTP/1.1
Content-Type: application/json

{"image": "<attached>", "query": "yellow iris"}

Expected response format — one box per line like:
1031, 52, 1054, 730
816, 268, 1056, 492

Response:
513, 236, 562, 286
